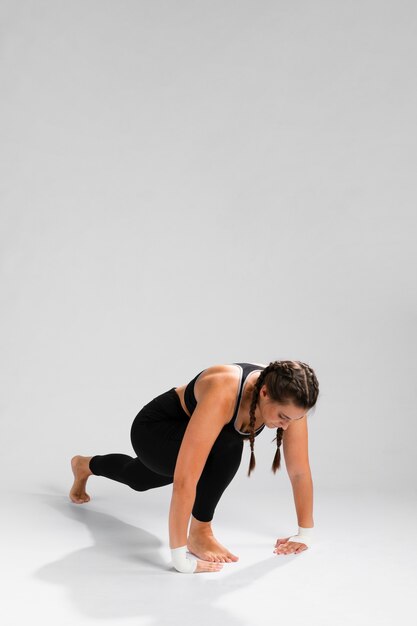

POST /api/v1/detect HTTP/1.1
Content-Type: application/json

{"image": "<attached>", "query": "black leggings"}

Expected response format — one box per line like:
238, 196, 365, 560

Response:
89, 387, 244, 522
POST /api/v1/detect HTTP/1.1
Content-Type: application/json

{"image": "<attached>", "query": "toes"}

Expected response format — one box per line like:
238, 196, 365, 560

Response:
201, 552, 237, 563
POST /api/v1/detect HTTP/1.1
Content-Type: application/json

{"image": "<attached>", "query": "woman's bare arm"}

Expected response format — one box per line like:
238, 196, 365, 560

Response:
169, 383, 232, 548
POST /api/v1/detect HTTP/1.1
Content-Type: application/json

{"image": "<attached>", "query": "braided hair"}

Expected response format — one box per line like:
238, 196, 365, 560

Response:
247, 360, 319, 477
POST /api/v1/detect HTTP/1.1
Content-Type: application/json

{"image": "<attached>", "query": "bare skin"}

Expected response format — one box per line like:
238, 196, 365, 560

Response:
174, 363, 308, 562
69, 456, 227, 572
187, 516, 239, 563
69, 455, 237, 563
69, 366, 261, 560
69, 455, 93, 503
69, 363, 307, 568
175, 363, 263, 562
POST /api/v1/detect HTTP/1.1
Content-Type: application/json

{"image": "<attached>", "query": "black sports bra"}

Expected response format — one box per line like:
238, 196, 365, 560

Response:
183, 362, 266, 437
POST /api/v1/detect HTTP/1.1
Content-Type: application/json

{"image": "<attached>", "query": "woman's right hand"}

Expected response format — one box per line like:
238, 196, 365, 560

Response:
171, 545, 224, 573
194, 558, 224, 573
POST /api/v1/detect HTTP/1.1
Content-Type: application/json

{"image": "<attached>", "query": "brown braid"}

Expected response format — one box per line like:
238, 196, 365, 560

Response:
247, 360, 319, 477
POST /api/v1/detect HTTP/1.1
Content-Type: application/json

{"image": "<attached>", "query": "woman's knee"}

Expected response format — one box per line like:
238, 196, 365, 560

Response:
127, 481, 152, 492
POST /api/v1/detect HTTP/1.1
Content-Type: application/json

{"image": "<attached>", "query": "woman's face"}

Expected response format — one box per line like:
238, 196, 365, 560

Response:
258, 385, 306, 430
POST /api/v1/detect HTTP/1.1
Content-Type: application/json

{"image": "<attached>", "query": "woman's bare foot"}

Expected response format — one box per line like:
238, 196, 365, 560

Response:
187, 518, 239, 563
69, 455, 93, 504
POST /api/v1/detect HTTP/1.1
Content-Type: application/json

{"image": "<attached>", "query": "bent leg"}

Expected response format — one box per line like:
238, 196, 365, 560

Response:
89, 454, 173, 491
88, 416, 187, 491
191, 430, 244, 522
88, 397, 243, 513
87, 388, 188, 493
131, 422, 244, 520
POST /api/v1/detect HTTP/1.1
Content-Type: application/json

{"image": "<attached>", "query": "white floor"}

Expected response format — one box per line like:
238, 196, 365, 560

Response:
2, 483, 416, 626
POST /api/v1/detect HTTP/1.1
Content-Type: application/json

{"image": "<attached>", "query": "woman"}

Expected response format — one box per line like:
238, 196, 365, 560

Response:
69, 360, 319, 574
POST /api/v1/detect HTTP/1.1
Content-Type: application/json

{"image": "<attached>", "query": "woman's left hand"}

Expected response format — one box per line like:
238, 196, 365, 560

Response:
273, 536, 308, 555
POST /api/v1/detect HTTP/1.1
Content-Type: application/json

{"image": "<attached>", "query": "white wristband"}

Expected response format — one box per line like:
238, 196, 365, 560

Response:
170, 545, 198, 573
287, 525, 314, 548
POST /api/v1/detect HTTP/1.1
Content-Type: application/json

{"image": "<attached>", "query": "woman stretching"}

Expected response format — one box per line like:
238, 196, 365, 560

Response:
69, 360, 319, 574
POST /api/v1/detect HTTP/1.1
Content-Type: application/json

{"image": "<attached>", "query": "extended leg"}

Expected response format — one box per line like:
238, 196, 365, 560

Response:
69, 451, 173, 504
70, 392, 185, 504
89, 453, 173, 491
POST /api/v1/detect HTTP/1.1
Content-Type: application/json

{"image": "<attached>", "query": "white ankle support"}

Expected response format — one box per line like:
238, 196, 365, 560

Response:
171, 545, 198, 573
287, 525, 314, 547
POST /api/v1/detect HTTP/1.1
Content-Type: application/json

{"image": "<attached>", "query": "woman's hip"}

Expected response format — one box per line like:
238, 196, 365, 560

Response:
133, 387, 189, 425
130, 386, 243, 458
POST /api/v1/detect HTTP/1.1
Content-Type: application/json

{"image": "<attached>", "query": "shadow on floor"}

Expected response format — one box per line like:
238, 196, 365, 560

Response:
31, 491, 290, 622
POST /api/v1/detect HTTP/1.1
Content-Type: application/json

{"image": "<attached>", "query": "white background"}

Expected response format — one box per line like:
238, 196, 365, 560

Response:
1, 1, 416, 625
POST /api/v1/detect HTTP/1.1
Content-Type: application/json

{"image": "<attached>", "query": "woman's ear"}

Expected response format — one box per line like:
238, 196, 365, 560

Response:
260, 385, 268, 399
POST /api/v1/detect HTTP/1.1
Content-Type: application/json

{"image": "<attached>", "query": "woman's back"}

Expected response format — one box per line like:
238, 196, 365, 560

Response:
175, 362, 267, 436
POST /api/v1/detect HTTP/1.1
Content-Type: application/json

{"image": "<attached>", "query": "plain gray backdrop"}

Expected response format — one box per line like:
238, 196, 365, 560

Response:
2, 0, 416, 494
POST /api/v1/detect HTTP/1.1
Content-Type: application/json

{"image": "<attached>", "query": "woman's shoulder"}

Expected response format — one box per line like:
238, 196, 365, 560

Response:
194, 362, 264, 403
194, 364, 240, 394
196, 362, 266, 385
191, 365, 240, 423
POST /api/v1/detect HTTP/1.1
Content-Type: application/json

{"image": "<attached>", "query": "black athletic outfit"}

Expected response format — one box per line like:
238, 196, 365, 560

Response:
89, 362, 265, 521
